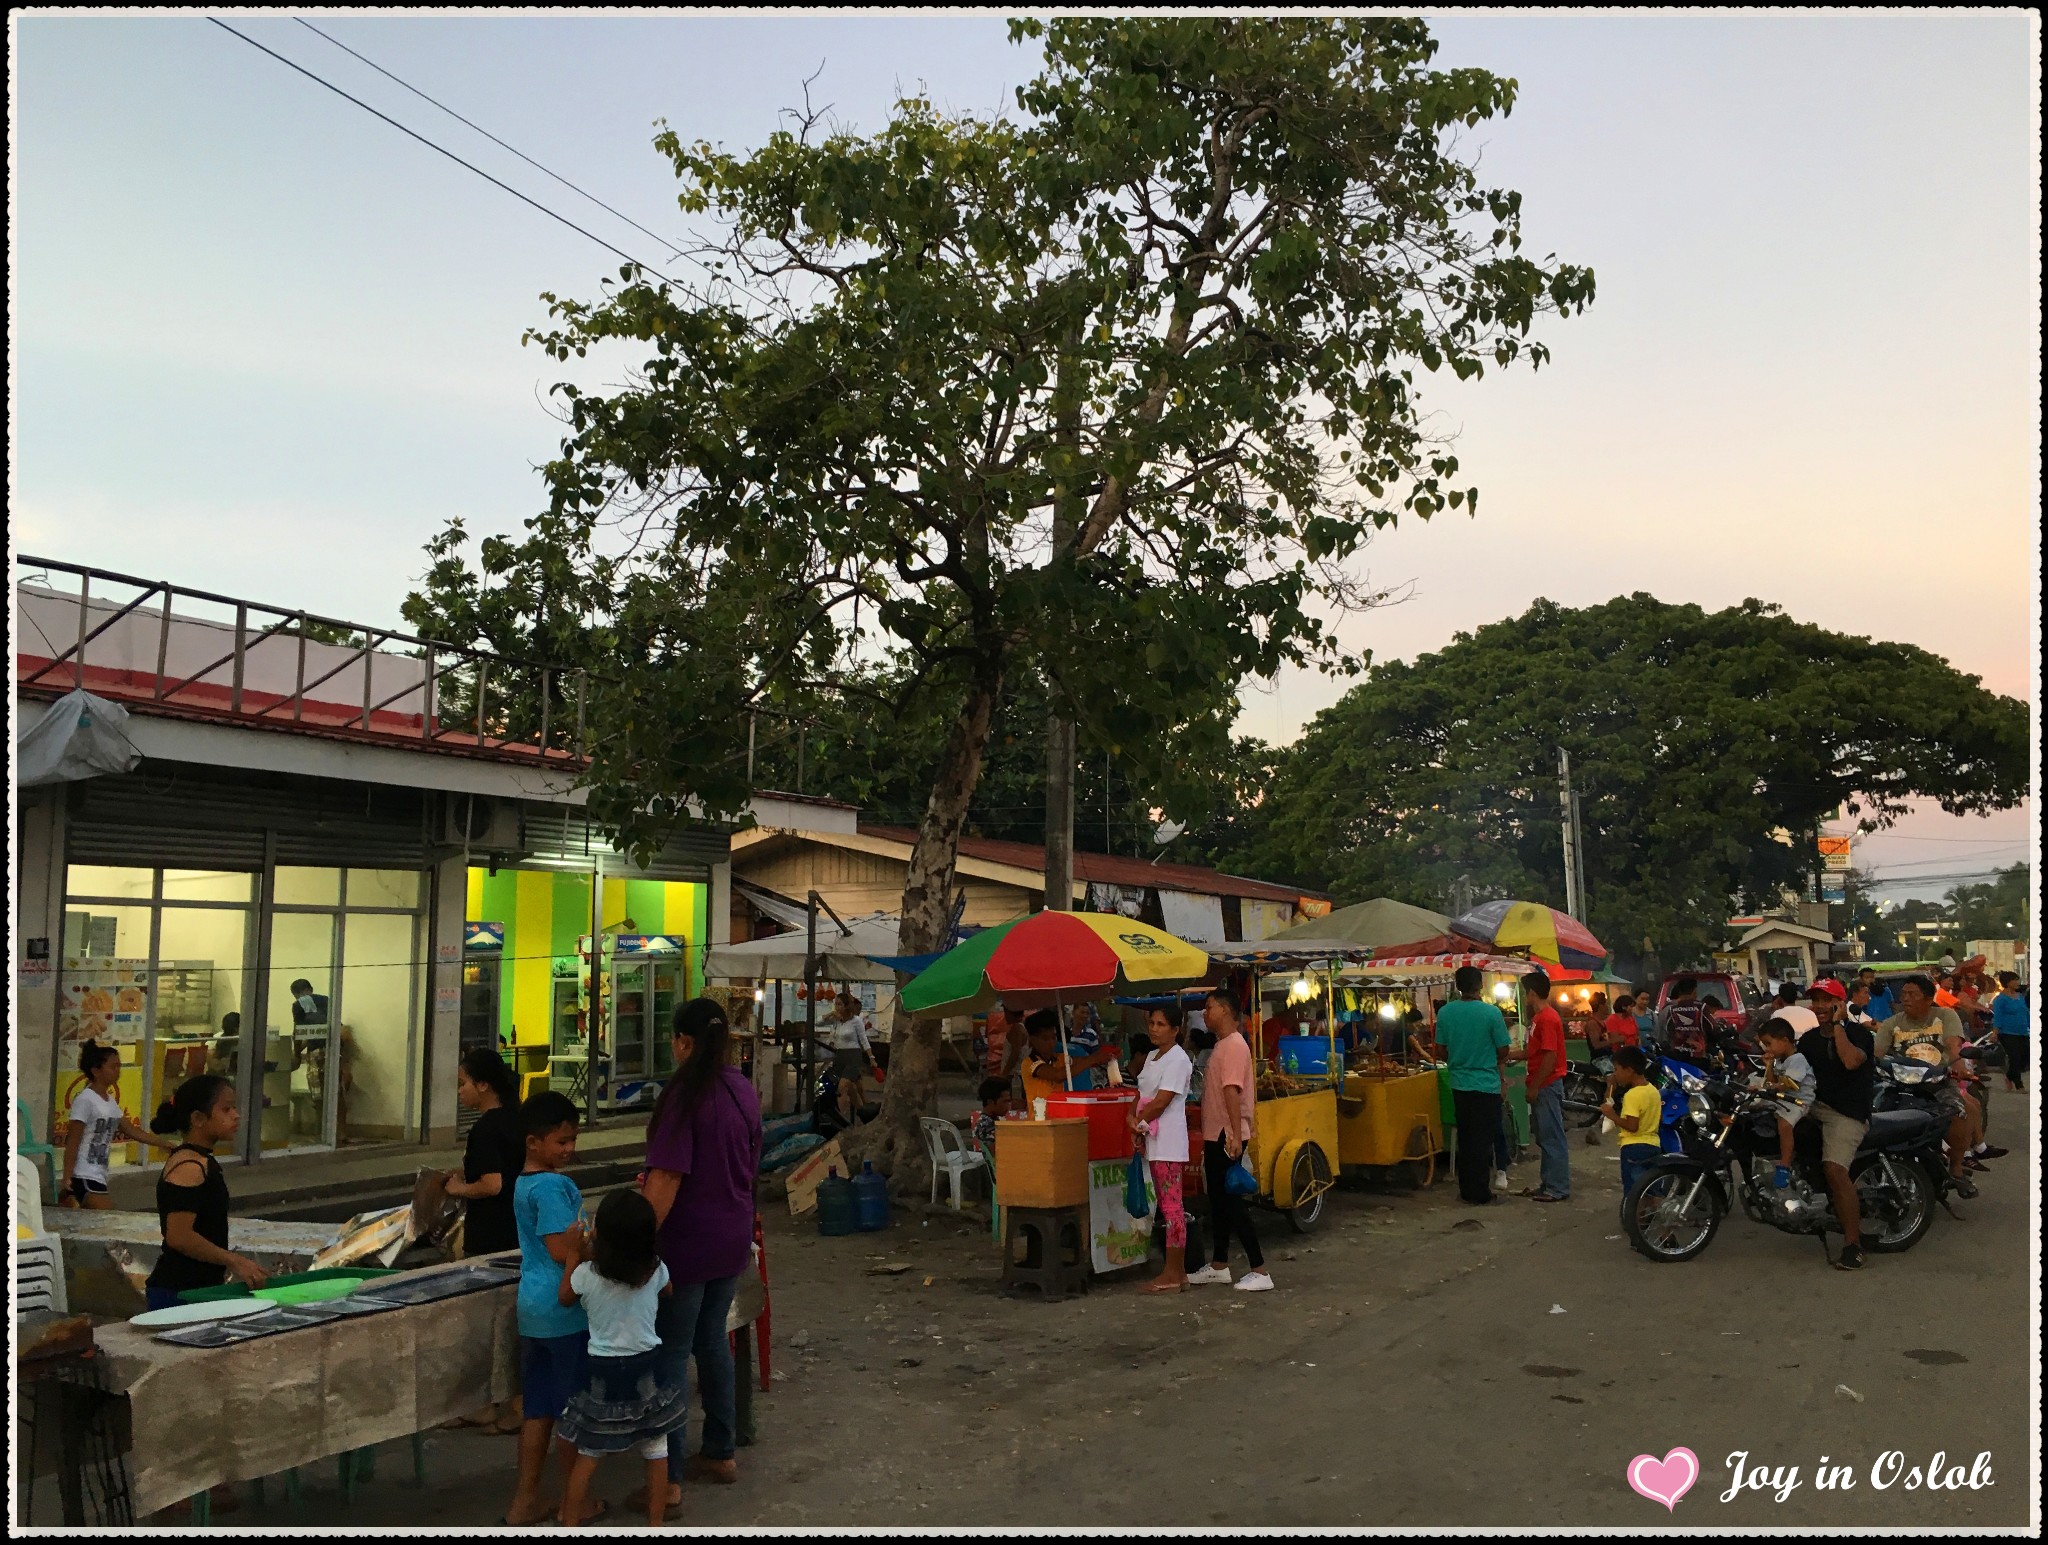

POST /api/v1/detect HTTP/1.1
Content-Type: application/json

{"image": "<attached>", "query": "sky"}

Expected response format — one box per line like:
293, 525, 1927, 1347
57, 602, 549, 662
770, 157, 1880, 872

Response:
10, 10, 2039, 902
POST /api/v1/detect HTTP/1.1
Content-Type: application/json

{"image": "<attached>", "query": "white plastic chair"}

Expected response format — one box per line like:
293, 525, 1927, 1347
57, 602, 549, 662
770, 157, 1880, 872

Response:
14, 1156, 66, 1313
15, 1154, 48, 1237
919, 1118, 990, 1209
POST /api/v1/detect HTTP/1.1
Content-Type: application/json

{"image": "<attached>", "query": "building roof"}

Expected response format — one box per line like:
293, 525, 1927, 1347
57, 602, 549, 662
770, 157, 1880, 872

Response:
853, 823, 1320, 905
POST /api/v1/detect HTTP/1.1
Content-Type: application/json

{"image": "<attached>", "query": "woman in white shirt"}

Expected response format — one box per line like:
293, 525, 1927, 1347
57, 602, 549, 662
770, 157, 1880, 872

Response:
60, 1040, 174, 1207
1128, 1006, 1194, 1294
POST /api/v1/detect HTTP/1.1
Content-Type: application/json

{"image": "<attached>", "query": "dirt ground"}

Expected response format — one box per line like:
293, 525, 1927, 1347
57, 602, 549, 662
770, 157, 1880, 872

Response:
190, 1118, 2035, 1530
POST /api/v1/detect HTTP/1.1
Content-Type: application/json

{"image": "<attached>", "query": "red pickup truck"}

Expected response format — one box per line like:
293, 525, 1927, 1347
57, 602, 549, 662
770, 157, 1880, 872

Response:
1652, 971, 1767, 1041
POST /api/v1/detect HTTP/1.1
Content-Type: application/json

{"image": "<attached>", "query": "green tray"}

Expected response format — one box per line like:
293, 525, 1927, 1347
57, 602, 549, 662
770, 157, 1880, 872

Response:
180, 1266, 397, 1305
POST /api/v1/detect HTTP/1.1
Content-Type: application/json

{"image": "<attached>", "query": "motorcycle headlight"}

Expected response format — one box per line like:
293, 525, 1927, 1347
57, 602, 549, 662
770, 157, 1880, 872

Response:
1688, 1093, 1711, 1125
1680, 1069, 1706, 1095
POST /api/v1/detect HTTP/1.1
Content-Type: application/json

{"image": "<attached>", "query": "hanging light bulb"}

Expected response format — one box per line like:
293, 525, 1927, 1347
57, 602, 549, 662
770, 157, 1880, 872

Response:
1492, 982, 1512, 1001
1378, 1001, 1400, 1021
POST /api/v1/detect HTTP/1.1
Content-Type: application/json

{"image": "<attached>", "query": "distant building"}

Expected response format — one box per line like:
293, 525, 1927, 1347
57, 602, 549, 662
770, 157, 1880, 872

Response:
731, 792, 1325, 946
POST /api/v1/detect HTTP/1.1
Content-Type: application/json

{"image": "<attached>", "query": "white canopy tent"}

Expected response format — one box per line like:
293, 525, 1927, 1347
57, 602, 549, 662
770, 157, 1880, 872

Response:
705, 913, 903, 984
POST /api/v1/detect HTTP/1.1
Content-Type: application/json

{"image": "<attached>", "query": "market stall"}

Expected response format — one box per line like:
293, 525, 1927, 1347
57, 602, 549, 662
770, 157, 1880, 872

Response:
901, 911, 1211, 1282
87, 1249, 768, 1519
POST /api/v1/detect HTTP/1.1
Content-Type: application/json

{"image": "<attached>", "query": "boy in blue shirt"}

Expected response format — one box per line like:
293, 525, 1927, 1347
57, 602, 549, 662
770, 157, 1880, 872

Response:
1991, 972, 2029, 1091
506, 1091, 597, 1526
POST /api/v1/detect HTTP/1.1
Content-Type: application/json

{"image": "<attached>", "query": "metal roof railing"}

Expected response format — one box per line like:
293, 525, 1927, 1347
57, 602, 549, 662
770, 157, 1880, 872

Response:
14, 555, 593, 765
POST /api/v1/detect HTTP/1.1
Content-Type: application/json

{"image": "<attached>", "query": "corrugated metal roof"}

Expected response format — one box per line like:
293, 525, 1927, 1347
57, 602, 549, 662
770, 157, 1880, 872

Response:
854, 823, 1320, 905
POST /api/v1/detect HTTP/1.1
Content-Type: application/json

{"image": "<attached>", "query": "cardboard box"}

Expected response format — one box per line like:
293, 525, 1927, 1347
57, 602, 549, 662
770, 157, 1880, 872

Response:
993, 1118, 1090, 1209
785, 1136, 846, 1217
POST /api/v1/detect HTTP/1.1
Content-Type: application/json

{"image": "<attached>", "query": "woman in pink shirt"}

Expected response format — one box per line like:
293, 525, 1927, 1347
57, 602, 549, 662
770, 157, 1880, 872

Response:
1187, 989, 1272, 1292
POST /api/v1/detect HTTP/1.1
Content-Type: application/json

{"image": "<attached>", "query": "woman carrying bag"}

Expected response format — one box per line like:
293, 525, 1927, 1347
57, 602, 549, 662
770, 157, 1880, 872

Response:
1128, 1006, 1195, 1294
1187, 990, 1273, 1293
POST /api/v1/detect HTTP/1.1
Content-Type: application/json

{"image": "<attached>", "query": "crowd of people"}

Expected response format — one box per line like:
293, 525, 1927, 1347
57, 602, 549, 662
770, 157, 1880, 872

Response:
138, 998, 764, 1527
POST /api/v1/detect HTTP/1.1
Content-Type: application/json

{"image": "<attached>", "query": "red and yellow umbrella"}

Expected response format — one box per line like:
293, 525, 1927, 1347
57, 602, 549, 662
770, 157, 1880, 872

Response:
1447, 900, 1606, 972
898, 911, 1209, 1016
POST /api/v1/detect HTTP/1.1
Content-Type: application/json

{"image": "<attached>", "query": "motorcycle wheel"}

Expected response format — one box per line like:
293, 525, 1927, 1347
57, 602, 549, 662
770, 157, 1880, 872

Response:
1855, 1153, 1936, 1254
1623, 1167, 1725, 1263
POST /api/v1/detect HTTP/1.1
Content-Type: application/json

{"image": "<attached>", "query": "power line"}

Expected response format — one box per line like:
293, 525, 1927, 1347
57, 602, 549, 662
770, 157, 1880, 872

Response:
205, 17, 688, 292
290, 15, 687, 261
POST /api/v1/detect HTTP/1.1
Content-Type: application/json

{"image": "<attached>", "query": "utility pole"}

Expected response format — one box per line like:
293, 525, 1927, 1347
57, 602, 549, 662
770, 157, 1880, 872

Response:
1043, 319, 1080, 913
1570, 788, 1588, 921
1558, 748, 1581, 921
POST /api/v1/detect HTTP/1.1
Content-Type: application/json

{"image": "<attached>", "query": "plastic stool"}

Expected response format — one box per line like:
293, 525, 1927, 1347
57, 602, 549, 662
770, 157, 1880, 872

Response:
1000, 1205, 1090, 1302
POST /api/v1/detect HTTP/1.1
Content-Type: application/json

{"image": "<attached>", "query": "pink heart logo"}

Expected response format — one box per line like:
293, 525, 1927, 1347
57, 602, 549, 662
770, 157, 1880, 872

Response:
1627, 1447, 1699, 1511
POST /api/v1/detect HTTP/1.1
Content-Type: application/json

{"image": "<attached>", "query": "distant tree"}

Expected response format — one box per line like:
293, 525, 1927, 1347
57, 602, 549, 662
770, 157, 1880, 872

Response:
1946, 863, 2031, 945
1209, 595, 2030, 966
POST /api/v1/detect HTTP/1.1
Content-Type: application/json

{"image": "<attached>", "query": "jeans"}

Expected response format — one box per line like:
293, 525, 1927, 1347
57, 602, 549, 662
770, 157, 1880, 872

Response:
1618, 1143, 1661, 1196
662, 1273, 741, 1478
1533, 1081, 1570, 1197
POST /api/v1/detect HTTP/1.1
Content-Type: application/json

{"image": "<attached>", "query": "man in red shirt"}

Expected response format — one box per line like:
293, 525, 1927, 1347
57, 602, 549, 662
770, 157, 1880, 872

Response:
1520, 969, 1571, 1202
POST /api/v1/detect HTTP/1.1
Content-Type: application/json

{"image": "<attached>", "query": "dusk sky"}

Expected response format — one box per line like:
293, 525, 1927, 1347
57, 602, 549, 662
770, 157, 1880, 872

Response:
11, 11, 2037, 900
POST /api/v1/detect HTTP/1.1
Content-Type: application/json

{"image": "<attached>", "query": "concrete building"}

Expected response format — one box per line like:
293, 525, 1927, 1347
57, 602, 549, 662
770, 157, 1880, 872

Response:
13, 558, 730, 1188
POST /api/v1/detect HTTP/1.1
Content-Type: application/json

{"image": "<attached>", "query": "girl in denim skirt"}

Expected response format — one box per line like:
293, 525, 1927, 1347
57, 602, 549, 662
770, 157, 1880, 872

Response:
553, 1188, 688, 1527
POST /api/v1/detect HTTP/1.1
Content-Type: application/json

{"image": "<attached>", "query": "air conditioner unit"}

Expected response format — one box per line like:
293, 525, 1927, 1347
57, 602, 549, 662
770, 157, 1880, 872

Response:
444, 795, 523, 854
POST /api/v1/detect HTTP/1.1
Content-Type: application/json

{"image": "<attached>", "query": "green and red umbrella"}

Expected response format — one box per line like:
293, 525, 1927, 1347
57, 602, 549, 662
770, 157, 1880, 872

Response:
898, 910, 1209, 1016
1448, 900, 1607, 972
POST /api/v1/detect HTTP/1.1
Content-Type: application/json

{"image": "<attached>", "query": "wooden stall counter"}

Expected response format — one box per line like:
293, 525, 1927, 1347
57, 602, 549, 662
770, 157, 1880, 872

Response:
992, 1117, 1090, 1209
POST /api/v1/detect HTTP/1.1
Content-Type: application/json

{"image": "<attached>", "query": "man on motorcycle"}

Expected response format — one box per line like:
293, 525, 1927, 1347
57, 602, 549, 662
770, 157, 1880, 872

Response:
1874, 975, 1998, 1195
1795, 979, 1875, 1271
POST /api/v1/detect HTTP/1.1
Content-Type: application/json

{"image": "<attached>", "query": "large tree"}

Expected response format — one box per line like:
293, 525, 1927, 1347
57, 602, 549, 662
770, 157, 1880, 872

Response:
405, 16, 1593, 1180
1212, 595, 2029, 967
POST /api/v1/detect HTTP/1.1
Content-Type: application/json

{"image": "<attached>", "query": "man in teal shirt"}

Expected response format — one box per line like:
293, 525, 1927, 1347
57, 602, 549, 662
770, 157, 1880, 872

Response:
1434, 965, 1511, 1205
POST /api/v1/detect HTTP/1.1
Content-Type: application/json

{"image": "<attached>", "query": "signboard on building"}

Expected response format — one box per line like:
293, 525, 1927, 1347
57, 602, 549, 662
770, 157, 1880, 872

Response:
1817, 836, 1852, 872
464, 920, 505, 951
1297, 898, 1333, 920
1821, 883, 1847, 904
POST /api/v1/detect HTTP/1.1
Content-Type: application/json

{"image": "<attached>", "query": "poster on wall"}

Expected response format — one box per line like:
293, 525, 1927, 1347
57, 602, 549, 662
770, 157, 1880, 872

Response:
57, 958, 151, 1050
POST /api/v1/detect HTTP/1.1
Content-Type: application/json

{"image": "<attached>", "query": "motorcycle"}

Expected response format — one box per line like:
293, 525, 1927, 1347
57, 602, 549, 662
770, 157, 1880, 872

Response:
1621, 1065, 1946, 1264
810, 1063, 879, 1139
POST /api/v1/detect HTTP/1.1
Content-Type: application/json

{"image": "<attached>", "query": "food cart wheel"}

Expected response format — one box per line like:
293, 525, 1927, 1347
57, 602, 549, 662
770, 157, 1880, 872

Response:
1285, 1143, 1333, 1234
1404, 1123, 1437, 1190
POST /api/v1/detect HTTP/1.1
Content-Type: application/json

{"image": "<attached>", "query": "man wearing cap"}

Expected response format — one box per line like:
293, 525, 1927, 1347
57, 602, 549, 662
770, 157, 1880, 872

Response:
1795, 977, 1876, 1269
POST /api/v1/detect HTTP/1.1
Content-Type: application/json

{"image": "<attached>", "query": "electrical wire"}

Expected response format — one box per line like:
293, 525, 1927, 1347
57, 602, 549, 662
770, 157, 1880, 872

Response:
290, 15, 688, 261
205, 17, 689, 292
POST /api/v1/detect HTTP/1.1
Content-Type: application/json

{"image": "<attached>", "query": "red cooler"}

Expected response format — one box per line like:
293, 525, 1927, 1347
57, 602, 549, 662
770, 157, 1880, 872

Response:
1044, 1088, 1139, 1160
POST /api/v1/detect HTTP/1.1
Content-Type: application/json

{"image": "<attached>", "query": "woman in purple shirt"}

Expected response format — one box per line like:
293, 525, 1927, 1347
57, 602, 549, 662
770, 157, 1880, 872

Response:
639, 997, 762, 1515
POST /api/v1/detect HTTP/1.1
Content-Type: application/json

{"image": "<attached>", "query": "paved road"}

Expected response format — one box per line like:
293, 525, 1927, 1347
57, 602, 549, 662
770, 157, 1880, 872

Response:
204, 1113, 2036, 1530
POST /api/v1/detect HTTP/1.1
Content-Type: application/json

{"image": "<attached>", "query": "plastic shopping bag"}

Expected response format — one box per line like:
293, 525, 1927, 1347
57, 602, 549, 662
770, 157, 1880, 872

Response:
1124, 1151, 1151, 1218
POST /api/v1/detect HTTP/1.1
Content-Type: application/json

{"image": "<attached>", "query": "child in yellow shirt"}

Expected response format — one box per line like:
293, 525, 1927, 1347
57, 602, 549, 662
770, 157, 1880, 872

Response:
1600, 1047, 1664, 1196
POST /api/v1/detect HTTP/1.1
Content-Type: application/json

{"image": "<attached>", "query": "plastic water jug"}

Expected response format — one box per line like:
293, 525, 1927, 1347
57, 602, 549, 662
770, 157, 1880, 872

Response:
816, 1167, 858, 1236
852, 1160, 890, 1232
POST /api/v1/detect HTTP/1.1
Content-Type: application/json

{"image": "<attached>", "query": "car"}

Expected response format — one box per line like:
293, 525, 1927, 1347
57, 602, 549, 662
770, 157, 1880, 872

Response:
1652, 970, 1766, 1039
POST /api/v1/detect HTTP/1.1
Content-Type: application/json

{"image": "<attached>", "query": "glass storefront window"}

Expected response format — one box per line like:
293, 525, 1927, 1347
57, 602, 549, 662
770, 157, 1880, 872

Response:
154, 906, 250, 1128
267, 912, 337, 1151
338, 911, 421, 1145
347, 869, 421, 910
66, 865, 154, 901
54, 901, 154, 1169
274, 867, 341, 906
160, 870, 256, 905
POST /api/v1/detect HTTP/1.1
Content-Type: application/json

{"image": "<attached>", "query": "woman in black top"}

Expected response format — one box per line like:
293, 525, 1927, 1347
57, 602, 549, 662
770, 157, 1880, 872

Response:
144, 1075, 268, 1311
442, 1047, 526, 1432
445, 1048, 523, 1254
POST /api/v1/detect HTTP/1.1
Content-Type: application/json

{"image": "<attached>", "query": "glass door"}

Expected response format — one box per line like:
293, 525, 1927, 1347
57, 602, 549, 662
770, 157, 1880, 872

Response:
266, 910, 337, 1152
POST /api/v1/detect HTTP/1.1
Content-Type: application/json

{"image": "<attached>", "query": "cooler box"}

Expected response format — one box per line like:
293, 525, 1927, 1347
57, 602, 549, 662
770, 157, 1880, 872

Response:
1044, 1088, 1138, 1160
1276, 1036, 1333, 1076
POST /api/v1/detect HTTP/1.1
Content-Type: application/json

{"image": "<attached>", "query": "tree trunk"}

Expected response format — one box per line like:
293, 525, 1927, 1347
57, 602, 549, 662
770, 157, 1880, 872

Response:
838, 665, 1004, 1189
